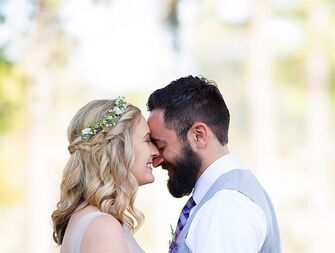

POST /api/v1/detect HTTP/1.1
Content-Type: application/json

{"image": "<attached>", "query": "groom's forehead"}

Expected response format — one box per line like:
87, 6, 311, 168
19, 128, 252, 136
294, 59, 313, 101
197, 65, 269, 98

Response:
148, 109, 180, 137
148, 109, 168, 131
148, 109, 165, 123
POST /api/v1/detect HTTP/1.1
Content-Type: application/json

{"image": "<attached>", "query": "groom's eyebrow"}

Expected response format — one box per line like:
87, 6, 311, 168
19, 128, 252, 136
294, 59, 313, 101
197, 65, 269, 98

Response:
151, 137, 166, 145
151, 137, 159, 143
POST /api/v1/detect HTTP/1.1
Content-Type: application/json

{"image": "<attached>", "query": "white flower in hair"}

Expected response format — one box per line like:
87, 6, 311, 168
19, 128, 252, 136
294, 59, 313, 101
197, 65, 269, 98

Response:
82, 128, 92, 135
113, 106, 122, 115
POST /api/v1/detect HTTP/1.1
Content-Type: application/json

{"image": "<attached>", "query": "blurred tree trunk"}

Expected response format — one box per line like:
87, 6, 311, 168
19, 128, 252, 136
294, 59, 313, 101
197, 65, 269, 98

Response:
163, 0, 180, 51
24, 1, 60, 252
246, 0, 276, 180
304, 0, 332, 252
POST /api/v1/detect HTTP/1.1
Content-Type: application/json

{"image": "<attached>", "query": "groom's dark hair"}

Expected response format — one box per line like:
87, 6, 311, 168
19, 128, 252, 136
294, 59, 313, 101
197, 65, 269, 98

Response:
147, 75, 230, 145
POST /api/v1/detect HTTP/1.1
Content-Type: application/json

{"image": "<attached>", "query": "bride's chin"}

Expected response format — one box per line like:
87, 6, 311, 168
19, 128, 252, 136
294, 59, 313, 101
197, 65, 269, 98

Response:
139, 176, 155, 186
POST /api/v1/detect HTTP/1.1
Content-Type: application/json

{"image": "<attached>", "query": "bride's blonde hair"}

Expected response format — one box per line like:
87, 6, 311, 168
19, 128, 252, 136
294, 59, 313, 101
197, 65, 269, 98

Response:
51, 99, 143, 245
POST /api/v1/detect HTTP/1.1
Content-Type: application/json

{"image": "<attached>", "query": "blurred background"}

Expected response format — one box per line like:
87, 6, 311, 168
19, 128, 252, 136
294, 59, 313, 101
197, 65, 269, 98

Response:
0, 0, 334, 252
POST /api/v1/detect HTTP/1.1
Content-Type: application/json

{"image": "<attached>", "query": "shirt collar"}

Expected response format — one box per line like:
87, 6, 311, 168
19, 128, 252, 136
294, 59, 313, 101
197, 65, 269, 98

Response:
193, 154, 242, 204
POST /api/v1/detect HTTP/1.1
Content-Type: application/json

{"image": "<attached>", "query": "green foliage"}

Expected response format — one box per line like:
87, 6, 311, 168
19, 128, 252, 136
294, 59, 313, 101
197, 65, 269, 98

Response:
0, 13, 5, 24
275, 55, 305, 88
0, 61, 26, 134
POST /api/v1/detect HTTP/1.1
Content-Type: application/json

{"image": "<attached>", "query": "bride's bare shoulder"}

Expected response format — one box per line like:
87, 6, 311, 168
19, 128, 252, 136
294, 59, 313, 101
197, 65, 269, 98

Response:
80, 213, 129, 253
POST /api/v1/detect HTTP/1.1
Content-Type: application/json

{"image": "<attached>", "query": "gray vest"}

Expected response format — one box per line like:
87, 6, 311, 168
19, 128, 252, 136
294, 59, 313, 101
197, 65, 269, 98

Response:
174, 169, 281, 253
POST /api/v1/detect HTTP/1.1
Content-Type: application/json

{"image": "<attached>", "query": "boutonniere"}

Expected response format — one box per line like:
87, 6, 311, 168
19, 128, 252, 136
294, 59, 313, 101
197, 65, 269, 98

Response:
169, 224, 178, 252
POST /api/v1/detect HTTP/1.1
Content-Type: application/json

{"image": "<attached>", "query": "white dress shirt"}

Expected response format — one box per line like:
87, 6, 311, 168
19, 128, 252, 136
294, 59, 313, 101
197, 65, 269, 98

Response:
185, 154, 267, 253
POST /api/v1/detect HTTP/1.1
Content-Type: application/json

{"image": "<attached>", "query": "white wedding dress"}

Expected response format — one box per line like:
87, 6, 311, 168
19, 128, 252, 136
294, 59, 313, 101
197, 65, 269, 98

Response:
61, 211, 145, 253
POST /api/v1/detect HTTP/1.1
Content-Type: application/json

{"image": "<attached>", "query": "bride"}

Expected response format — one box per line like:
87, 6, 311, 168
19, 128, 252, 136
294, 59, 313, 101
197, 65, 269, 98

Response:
51, 97, 159, 253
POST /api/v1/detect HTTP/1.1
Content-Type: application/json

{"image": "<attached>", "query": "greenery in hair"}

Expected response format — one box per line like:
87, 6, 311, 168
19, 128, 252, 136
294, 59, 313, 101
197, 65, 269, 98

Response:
80, 96, 128, 141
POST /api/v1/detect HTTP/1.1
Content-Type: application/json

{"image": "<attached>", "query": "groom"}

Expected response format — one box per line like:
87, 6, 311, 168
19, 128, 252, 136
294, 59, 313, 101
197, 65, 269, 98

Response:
147, 75, 281, 253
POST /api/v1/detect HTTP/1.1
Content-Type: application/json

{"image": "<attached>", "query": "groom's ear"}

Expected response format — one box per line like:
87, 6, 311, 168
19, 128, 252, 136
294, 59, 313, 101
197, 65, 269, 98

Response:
188, 122, 208, 149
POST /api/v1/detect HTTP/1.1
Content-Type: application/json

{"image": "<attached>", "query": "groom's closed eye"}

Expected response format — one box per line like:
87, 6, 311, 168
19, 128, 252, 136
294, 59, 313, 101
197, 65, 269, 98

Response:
157, 146, 166, 152
150, 138, 164, 153
154, 144, 165, 153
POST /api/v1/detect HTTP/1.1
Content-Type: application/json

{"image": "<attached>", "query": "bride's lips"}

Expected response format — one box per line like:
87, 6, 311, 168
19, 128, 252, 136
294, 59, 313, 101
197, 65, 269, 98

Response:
146, 162, 153, 169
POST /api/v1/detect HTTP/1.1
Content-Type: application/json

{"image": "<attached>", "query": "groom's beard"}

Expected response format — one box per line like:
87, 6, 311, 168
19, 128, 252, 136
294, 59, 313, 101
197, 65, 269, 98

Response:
162, 142, 202, 198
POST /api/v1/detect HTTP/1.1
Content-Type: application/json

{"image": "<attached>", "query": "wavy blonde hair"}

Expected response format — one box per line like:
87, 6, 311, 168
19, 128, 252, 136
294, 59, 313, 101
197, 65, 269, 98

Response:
51, 99, 143, 245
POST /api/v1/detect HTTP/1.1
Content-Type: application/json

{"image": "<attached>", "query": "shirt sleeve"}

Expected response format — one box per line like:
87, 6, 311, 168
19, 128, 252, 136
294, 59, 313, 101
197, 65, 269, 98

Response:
185, 189, 267, 253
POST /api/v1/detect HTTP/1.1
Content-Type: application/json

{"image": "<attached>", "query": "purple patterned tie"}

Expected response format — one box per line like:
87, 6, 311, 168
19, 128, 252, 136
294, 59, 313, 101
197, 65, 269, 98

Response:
169, 196, 196, 252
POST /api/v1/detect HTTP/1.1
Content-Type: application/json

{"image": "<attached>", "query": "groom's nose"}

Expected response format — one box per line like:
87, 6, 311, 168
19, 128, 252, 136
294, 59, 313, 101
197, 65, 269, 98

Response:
152, 155, 164, 167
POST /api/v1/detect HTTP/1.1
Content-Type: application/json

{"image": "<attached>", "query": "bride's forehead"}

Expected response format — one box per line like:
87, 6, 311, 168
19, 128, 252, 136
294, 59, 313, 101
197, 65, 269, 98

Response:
132, 115, 150, 135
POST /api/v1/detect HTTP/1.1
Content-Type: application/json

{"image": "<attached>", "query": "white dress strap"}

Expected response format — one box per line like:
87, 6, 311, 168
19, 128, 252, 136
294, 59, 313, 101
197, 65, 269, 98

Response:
70, 211, 105, 253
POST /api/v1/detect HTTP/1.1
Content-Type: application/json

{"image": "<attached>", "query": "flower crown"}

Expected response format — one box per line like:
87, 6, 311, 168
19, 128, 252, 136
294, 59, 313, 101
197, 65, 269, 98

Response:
80, 96, 129, 141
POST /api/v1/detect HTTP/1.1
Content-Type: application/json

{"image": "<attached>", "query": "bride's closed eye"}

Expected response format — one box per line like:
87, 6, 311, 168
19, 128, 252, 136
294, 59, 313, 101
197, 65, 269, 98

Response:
145, 137, 152, 143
